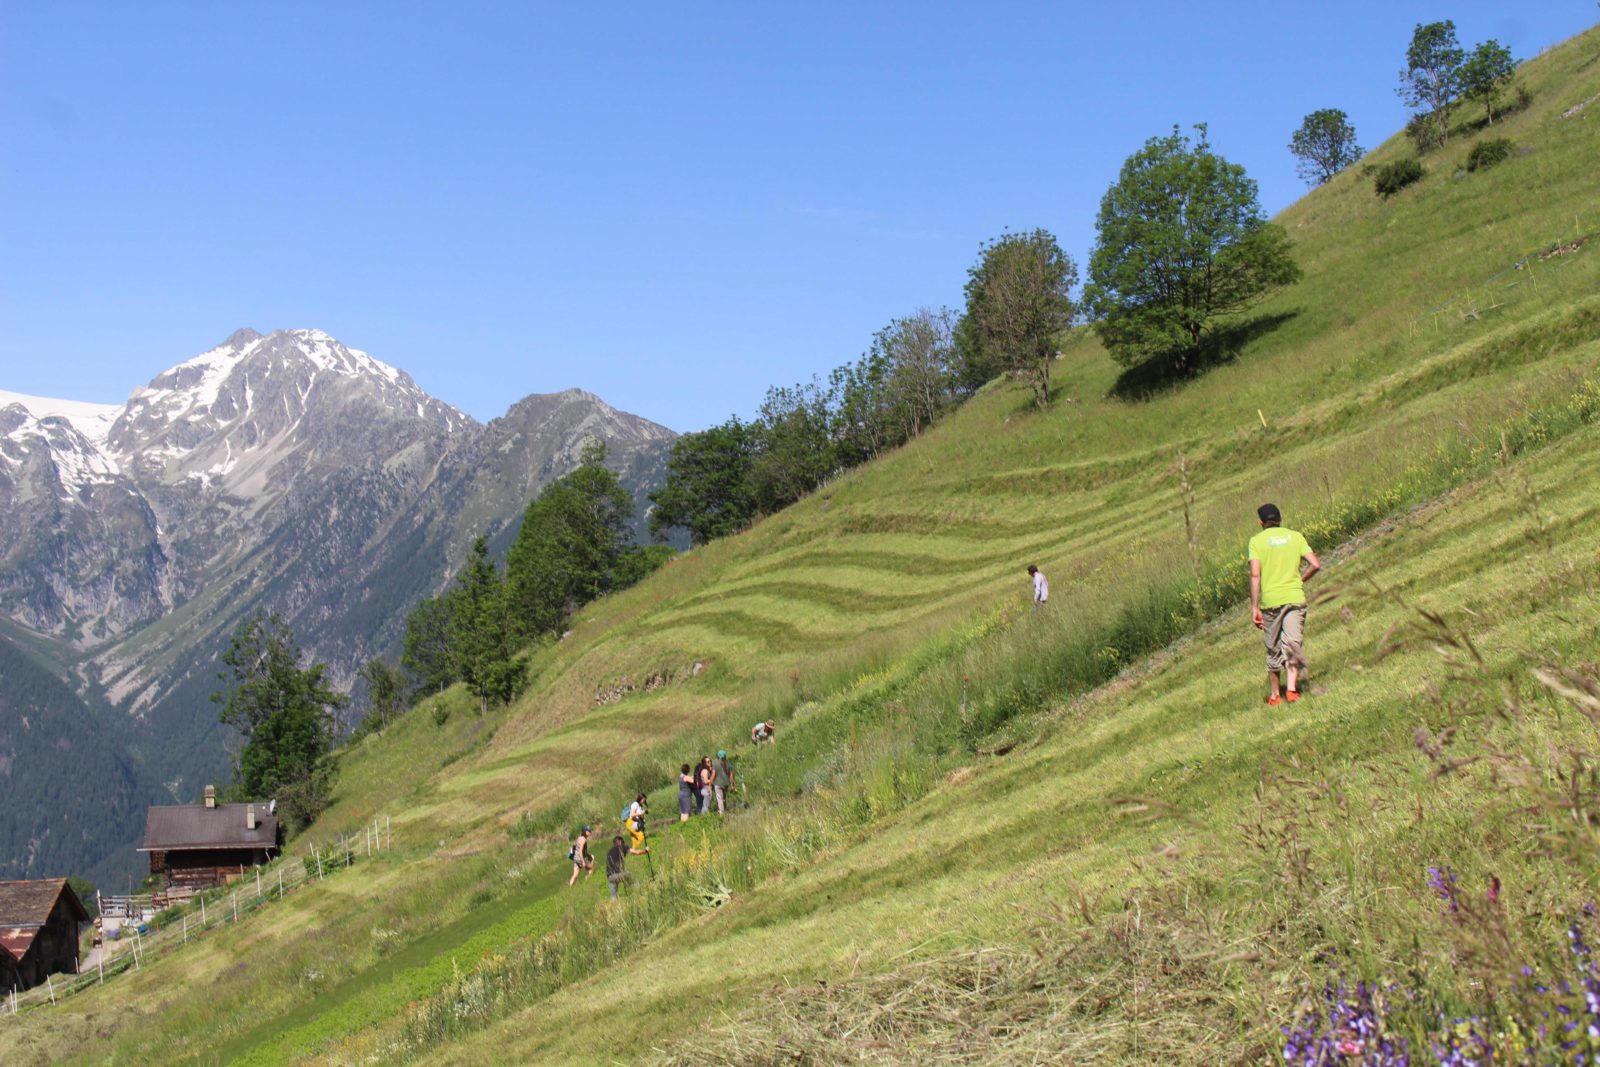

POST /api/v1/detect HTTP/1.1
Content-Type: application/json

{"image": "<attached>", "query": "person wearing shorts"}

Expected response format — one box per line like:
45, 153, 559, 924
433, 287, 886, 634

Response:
567, 825, 594, 886
1248, 503, 1321, 706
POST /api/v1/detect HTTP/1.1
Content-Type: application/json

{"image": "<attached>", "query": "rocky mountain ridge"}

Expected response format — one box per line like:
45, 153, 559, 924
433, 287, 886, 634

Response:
0, 328, 678, 884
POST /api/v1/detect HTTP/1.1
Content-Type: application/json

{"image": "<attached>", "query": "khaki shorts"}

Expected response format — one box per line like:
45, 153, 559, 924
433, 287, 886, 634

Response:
1262, 604, 1307, 673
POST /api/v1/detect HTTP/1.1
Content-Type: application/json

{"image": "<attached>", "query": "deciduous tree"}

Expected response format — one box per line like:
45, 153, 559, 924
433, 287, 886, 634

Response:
1398, 20, 1465, 147
1085, 125, 1302, 377
749, 381, 836, 512
1288, 109, 1364, 185
506, 441, 635, 636
649, 418, 757, 545
213, 611, 347, 808
401, 594, 455, 696
1460, 39, 1516, 124
962, 230, 1077, 407
358, 657, 406, 730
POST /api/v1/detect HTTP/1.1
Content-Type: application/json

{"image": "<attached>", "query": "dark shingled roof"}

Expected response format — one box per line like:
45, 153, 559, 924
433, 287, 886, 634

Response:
139, 804, 279, 852
0, 879, 90, 961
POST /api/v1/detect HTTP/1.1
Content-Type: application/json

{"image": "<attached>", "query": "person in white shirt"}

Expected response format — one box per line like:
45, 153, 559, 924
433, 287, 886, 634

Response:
1028, 564, 1049, 610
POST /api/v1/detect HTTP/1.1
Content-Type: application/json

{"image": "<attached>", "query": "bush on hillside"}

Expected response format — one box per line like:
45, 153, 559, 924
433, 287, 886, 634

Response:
1374, 158, 1426, 198
1405, 111, 1446, 154
1466, 137, 1515, 172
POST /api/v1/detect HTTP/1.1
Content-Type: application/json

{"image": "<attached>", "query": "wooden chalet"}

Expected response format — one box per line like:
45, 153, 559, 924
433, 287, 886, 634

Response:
0, 878, 90, 993
139, 786, 279, 898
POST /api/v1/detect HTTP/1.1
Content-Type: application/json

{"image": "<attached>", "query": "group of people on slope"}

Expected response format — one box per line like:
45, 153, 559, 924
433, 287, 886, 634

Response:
1025, 501, 1321, 706
567, 722, 780, 899
567, 791, 654, 898
678, 751, 735, 820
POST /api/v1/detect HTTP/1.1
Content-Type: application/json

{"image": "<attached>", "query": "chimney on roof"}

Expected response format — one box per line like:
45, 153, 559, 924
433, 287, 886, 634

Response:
247, 804, 257, 830
204, 784, 216, 809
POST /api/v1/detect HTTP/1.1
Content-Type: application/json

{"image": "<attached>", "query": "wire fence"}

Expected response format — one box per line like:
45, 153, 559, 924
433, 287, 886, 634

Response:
1409, 220, 1597, 336
1, 815, 393, 1019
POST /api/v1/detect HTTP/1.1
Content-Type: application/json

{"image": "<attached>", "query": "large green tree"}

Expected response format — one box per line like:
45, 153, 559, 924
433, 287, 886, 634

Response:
1288, 109, 1364, 186
450, 536, 525, 714
1085, 125, 1302, 377
401, 593, 455, 696
649, 418, 757, 546
962, 230, 1077, 407
1398, 20, 1465, 147
1460, 39, 1516, 124
749, 381, 836, 512
832, 307, 959, 466
506, 441, 635, 636
212, 611, 347, 809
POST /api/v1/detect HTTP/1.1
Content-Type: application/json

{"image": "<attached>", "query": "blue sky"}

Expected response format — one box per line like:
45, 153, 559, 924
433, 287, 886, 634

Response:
2, 3, 1594, 431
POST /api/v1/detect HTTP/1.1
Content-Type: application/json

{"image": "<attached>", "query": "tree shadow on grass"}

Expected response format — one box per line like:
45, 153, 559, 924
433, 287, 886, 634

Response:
1110, 311, 1300, 402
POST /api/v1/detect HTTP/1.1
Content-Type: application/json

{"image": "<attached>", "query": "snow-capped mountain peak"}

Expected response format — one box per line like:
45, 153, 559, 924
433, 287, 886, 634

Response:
0, 389, 121, 448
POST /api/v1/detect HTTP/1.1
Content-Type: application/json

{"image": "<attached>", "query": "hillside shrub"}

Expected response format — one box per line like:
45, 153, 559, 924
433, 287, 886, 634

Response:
1374, 158, 1426, 198
1406, 112, 1445, 153
1466, 137, 1515, 172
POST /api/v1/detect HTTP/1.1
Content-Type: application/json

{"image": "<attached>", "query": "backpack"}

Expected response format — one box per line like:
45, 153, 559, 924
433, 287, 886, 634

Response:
621, 803, 632, 823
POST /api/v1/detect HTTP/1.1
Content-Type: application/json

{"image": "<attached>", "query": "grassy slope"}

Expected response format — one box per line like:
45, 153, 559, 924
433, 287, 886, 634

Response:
3, 24, 1597, 1066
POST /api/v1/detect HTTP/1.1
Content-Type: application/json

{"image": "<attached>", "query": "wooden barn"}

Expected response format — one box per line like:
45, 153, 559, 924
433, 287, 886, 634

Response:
139, 785, 280, 899
0, 878, 90, 993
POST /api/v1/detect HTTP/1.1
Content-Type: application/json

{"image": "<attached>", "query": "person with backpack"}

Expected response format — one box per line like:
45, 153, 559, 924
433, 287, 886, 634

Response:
714, 750, 734, 815
567, 825, 594, 886
606, 835, 631, 899
1248, 503, 1322, 706
622, 793, 650, 855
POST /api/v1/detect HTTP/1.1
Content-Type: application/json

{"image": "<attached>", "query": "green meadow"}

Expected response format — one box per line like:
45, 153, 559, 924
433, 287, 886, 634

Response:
5, 23, 1599, 1066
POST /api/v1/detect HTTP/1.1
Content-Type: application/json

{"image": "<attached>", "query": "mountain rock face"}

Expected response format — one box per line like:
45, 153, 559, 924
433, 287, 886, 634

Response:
0, 329, 677, 885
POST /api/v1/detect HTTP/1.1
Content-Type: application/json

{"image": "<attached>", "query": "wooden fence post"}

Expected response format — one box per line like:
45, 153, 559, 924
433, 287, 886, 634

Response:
46, 974, 55, 1005
256, 867, 262, 899
201, 896, 207, 925
232, 891, 238, 923
182, 914, 188, 943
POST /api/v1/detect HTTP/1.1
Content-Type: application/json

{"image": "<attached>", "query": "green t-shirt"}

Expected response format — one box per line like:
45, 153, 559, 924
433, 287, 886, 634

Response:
1249, 526, 1311, 609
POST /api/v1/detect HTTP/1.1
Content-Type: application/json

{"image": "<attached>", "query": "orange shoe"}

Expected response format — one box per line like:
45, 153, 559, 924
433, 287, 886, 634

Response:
1285, 690, 1301, 703
1265, 694, 1282, 706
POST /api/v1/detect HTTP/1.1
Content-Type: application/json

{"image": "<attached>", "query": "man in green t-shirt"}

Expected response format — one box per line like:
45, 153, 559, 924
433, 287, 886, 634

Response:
1248, 503, 1321, 706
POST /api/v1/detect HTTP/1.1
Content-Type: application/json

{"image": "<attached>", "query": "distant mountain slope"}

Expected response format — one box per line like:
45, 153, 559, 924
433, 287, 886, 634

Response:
0, 625, 153, 890
0, 329, 678, 882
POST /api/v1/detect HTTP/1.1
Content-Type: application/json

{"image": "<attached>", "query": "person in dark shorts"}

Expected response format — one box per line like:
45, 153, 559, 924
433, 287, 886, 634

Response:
606, 835, 631, 899
1248, 503, 1322, 706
